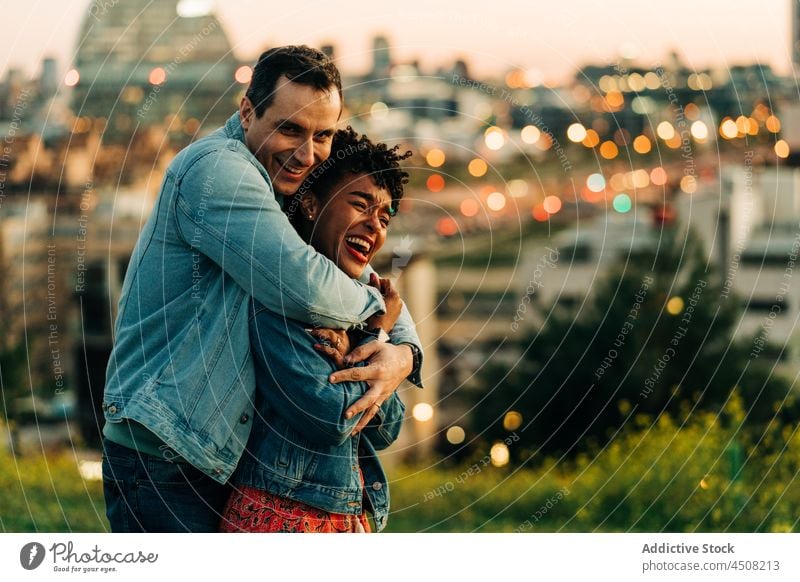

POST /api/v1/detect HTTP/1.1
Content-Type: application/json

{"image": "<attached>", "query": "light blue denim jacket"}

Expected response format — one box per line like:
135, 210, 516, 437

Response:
233, 301, 405, 531
103, 113, 421, 483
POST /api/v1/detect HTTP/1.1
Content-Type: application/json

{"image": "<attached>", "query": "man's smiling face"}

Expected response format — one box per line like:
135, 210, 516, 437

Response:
240, 75, 341, 197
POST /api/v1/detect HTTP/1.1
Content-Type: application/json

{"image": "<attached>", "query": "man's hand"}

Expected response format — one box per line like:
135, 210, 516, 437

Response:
329, 341, 413, 434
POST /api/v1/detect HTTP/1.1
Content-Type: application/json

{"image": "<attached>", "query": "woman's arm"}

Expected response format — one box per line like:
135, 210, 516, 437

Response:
249, 300, 402, 448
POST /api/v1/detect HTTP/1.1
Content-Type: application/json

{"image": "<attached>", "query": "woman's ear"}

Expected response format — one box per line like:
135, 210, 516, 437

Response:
300, 192, 319, 221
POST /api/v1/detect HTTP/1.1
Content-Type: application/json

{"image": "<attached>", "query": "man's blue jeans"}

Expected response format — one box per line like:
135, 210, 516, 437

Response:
102, 440, 230, 532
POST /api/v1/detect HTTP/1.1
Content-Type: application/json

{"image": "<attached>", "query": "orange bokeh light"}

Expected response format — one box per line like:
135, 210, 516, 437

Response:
427, 174, 445, 192
460, 198, 479, 217
543, 195, 562, 214
64, 69, 80, 87
437, 217, 459, 236
149, 67, 167, 85
582, 129, 600, 148
650, 167, 668, 186
235, 65, 253, 84
532, 204, 549, 221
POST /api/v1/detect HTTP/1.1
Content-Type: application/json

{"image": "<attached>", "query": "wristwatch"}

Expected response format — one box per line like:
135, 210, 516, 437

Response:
404, 342, 422, 379
361, 327, 391, 343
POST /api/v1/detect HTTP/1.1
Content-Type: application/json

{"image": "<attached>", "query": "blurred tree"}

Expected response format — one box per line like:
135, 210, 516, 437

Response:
470, 226, 796, 460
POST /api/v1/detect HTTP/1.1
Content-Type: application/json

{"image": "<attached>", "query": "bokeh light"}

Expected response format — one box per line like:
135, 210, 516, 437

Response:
599, 141, 618, 159
775, 140, 790, 158
657, 121, 675, 141
719, 118, 738, 139
490, 442, 510, 467
485, 127, 505, 150
582, 129, 600, 148
690, 120, 708, 140
521, 125, 541, 144
460, 198, 479, 217
148, 67, 167, 85
412, 403, 434, 422
487, 191, 507, 211
426, 148, 446, 167
64, 69, 80, 87
613, 193, 632, 213
650, 167, 668, 186
567, 123, 587, 143
766, 115, 781, 133
468, 158, 488, 177
633, 135, 651, 154
680, 175, 698, 194
370, 101, 389, 119
234, 65, 253, 84
508, 179, 528, 198
503, 411, 523, 431
427, 174, 445, 192
436, 217, 459, 236
532, 204, 549, 221
666, 296, 684, 315
543, 195, 562, 214
587, 173, 606, 192
446, 426, 466, 445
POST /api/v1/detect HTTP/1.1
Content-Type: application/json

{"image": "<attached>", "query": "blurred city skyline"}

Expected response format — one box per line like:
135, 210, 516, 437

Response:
1, 0, 794, 82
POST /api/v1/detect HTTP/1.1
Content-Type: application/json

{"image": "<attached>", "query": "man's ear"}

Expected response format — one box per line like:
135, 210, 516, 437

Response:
239, 96, 254, 130
300, 192, 319, 221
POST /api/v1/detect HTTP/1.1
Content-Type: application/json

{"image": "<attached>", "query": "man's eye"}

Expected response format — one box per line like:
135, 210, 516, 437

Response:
352, 201, 367, 210
380, 217, 390, 227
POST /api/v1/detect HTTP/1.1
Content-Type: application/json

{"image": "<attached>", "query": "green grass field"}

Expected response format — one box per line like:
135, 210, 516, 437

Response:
2, 406, 797, 533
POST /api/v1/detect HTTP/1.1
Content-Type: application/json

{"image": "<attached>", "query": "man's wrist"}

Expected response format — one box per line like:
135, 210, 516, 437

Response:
400, 342, 421, 384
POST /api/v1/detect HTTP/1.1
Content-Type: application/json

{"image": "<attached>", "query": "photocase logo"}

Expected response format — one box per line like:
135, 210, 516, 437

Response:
19, 542, 46, 570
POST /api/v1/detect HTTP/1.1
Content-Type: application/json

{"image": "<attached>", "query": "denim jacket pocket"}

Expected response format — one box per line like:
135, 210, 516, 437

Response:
274, 420, 319, 482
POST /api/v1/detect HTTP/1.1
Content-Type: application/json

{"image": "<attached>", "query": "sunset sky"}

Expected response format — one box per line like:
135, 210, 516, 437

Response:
1, 0, 794, 83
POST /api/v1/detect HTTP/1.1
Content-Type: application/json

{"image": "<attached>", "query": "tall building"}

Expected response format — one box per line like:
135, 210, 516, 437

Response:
69, 0, 243, 140
39, 57, 59, 98
0, 200, 49, 396
794, 0, 800, 74
371, 35, 392, 78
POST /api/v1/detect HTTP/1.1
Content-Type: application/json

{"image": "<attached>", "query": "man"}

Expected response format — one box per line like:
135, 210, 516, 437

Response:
101, 46, 422, 532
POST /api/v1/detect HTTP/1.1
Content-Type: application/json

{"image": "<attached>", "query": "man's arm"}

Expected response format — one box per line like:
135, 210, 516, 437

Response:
250, 304, 403, 448
359, 264, 424, 387
174, 147, 385, 329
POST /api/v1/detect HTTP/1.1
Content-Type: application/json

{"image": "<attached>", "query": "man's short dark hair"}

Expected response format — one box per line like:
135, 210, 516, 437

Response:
246, 45, 342, 118
298, 126, 412, 215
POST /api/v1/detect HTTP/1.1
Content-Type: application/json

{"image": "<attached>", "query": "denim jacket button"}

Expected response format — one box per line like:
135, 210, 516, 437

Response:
107, 405, 118, 415
371, 482, 382, 491
239, 413, 249, 424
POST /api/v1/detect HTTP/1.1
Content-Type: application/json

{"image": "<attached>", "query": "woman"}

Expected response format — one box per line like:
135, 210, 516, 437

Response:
219, 127, 412, 533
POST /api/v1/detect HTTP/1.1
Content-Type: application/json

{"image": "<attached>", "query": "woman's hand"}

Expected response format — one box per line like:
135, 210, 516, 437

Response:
310, 328, 351, 369
365, 273, 403, 333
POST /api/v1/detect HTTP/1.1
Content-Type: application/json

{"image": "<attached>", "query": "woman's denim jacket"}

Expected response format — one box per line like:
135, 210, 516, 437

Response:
102, 113, 421, 484
232, 301, 405, 531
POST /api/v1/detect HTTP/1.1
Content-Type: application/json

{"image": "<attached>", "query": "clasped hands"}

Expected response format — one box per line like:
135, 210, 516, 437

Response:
310, 274, 411, 434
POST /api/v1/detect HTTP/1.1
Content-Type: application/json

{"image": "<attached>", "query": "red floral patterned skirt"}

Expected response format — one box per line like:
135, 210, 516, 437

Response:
219, 485, 371, 533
